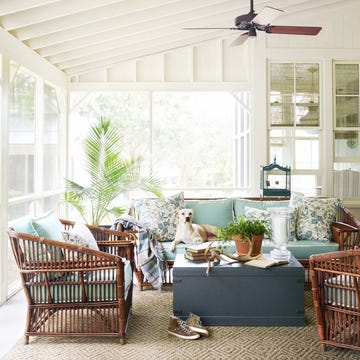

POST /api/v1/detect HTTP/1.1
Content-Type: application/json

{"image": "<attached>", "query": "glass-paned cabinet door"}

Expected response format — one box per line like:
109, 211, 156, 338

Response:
269, 63, 294, 126
295, 63, 319, 127
334, 131, 360, 158
269, 62, 320, 127
334, 63, 360, 199
335, 64, 360, 128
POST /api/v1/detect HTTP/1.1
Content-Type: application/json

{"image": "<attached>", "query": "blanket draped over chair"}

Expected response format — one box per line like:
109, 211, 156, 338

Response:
111, 215, 167, 290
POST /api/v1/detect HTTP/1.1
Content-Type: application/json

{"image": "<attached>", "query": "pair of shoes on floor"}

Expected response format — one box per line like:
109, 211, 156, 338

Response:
168, 313, 209, 340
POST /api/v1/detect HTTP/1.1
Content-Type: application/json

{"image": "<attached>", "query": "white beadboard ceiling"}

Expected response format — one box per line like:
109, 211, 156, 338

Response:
0, 0, 356, 77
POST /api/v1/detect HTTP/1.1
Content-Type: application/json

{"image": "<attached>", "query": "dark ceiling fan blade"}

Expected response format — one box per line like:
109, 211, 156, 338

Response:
230, 32, 250, 47
183, 27, 238, 30
267, 25, 322, 35
252, 6, 283, 26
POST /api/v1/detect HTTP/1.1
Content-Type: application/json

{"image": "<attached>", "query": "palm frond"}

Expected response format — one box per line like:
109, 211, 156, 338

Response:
64, 116, 163, 225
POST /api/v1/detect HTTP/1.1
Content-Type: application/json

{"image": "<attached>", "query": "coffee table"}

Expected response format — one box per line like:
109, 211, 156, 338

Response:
172, 253, 305, 326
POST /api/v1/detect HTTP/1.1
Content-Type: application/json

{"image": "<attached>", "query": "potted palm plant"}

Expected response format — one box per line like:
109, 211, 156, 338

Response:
65, 117, 163, 226
215, 215, 271, 257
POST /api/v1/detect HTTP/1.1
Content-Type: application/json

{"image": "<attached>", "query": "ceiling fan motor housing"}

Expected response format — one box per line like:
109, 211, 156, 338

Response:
235, 13, 256, 29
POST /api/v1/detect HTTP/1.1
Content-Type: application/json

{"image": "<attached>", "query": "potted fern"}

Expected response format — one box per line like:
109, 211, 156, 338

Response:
65, 117, 163, 226
215, 215, 271, 257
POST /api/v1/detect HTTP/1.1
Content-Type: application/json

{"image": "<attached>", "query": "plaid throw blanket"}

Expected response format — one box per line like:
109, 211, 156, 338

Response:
111, 215, 167, 290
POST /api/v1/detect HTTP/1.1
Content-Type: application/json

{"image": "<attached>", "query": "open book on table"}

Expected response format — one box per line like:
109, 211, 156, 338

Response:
244, 256, 289, 269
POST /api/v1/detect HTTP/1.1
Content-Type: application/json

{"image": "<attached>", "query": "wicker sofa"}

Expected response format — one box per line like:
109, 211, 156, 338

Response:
8, 214, 135, 345
127, 194, 360, 289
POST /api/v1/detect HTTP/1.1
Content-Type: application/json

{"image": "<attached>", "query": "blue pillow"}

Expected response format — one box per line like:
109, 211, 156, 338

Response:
32, 211, 63, 241
12, 217, 39, 236
185, 198, 234, 227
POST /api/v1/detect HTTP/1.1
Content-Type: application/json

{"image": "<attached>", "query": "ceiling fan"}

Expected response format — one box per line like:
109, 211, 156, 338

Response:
184, 0, 322, 46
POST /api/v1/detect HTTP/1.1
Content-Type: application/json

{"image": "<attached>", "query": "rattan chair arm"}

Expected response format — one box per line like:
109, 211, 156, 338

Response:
332, 221, 360, 250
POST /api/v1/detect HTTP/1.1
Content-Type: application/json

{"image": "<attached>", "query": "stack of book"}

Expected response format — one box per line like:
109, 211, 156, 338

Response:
184, 243, 211, 261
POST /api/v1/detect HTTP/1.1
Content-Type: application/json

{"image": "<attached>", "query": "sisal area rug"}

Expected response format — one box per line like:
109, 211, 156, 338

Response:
3, 288, 359, 360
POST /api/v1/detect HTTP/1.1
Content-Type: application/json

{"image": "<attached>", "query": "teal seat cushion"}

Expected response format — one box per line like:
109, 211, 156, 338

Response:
162, 241, 191, 261
29, 260, 133, 303
32, 211, 63, 241
161, 237, 339, 261
261, 240, 339, 259
184, 198, 234, 227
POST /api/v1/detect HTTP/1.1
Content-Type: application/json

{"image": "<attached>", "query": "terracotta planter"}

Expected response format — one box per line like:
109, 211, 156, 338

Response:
233, 234, 264, 257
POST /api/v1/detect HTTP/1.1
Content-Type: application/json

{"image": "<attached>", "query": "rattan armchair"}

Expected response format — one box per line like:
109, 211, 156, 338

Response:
310, 249, 360, 351
8, 219, 136, 345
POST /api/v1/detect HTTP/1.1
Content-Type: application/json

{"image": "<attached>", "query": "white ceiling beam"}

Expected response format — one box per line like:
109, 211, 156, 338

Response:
281, 0, 354, 16
62, 30, 238, 75
0, 27, 66, 86
0, 0, 60, 16
29, 0, 245, 50
41, 3, 247, 60
0, 0, 124, 30
11, 0, 183, 40
55, 28, 236, 68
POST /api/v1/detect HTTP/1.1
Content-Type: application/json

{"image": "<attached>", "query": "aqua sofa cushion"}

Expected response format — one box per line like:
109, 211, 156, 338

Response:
163, 239, 339, 262
233, 199, 266, 219
184, 198, 234, 227
162, 241, 188, 261
261, 240, 339, 259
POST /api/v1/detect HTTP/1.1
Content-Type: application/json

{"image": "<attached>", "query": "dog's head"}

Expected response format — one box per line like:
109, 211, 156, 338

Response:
177, 209, 193, 224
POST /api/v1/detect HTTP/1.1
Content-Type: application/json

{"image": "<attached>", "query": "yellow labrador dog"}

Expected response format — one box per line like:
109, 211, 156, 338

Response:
170, 208, 218, 252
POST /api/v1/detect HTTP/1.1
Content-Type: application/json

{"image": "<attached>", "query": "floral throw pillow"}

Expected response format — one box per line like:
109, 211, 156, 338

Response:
132, 192, 185, 242
296, 198, 341, 242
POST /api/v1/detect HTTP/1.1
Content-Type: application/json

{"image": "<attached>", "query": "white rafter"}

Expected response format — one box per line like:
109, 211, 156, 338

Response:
0, 0, 355, 77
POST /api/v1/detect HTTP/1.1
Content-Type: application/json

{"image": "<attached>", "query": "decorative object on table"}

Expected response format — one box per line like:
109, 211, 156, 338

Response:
64, 117, 163, 226
270, 207, 292, 261
203, 244, 262, 276
260, 157, 291, 198
214, 215, 271, 257
245, 255, 289, 269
